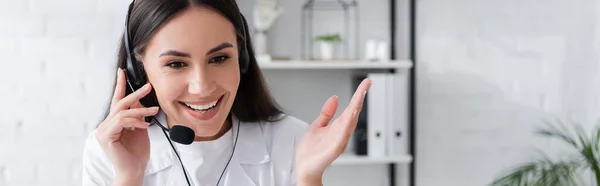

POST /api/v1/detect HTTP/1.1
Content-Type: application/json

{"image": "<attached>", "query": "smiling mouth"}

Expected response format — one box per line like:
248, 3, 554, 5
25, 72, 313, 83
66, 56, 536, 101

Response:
179, 95, 223, 113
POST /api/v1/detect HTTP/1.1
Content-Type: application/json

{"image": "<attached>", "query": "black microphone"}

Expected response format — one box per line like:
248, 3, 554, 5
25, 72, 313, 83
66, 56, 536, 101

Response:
170, 125, 195, 145
148, 116, 196, 145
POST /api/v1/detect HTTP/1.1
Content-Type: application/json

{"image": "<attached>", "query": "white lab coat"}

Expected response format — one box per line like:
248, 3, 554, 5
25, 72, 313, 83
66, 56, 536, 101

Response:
81, 112, 309, 186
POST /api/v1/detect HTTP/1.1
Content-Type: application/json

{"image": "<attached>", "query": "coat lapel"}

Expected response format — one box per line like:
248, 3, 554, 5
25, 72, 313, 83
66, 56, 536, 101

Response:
221, 117, 272, 186
144, 111, 273, 186
143, 111, 175, 186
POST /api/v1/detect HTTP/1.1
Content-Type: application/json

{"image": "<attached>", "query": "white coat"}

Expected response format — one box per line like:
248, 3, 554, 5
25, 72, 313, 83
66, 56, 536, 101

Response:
81, 111, 309, 186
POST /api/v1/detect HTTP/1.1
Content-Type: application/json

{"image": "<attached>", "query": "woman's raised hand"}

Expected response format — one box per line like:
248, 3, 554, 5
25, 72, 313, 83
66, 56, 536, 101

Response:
95, 68, 158, 184
295, 78, 372, 185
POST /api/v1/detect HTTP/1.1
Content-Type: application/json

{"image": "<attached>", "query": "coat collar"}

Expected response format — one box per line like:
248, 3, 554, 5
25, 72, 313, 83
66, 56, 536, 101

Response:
144, 110, 271, 175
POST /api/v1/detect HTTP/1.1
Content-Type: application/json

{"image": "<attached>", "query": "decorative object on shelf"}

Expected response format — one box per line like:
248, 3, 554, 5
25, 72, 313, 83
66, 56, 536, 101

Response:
365, 39, 390, 62
376, 41, 389, 62
490, 121, 600, 186
252, 0, 283, 63
302, 0, 359, 61
315, 33, 341, 60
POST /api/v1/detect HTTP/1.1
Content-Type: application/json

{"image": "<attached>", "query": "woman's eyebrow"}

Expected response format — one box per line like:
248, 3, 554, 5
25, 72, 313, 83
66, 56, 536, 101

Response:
206, 42, 233, 55
158, 42, 233, 58
159, 50, 191, 58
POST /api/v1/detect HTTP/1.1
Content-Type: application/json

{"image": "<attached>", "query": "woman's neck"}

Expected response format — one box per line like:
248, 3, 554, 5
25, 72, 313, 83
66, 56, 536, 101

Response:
193, 118, 232, 141
166, 117, 232, 142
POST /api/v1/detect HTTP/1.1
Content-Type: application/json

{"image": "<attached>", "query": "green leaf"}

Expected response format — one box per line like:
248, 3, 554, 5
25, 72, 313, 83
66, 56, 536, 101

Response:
490, 157, 582, 186
491, 120, 600, 186
315, 33, 342, 42
535, 120, 579, 149
573, 124, 600, 185
591, 121, 600, 154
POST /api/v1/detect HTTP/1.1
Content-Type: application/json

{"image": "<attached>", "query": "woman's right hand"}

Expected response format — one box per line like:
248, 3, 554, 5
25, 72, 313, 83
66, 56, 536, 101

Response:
96, 68, 159, 182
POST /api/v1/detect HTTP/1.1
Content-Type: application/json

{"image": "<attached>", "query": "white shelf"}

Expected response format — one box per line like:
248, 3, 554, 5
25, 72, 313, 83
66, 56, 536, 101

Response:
257, 60, 413, 70
332, 154, 413, 165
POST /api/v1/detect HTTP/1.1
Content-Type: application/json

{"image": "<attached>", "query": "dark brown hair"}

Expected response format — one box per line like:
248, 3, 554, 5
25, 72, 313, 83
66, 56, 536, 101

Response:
103, 0, 284, 123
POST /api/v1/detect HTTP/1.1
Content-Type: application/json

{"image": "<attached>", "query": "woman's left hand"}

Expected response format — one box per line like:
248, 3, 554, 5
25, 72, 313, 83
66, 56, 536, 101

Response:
295, 78, 372, 185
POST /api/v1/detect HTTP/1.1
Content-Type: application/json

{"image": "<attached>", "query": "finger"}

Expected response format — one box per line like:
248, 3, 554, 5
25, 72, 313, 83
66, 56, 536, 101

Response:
331, 78, 372, 137
118, 106, 159, 119
342, 78, 372, 122
311, 95, 339, 129
110, 68, 126, 108
113, 83, 152, 112
105, 117, 150, 137
122, 120, 150, 131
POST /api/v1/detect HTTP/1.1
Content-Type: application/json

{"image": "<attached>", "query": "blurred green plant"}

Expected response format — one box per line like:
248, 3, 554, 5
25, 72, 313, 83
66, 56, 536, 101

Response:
490, 121, 600, 186
315, 33, 342, 43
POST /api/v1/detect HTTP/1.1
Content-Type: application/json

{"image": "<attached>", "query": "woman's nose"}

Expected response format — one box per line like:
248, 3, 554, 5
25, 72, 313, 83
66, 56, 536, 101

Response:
188, 71, 216, 95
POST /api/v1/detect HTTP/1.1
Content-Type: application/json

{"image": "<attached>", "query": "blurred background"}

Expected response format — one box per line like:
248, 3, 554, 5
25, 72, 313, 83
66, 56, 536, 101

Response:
1, 0, 600, 186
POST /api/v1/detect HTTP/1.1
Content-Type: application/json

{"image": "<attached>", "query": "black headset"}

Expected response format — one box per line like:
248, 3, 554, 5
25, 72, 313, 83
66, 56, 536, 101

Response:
121, 1, 248, 186
123, 1, 250, 101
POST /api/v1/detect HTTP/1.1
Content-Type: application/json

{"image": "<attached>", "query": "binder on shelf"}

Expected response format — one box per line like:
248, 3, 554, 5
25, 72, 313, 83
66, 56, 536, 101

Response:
385, 73, 409, 156
352, 73, 409, 157
366, 73, 387, 157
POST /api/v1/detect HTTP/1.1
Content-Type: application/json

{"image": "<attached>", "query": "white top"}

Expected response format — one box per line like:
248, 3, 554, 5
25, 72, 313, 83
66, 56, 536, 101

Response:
171, 116, 234, 186
82, 110, 309, 186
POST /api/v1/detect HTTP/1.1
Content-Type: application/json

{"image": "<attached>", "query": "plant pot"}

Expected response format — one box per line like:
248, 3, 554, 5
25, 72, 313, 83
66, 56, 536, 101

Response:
319, 42, 335, 60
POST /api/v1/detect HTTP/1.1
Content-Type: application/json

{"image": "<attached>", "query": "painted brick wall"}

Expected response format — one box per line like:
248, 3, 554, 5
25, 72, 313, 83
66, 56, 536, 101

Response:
416, 0, 600, 185
0, 0, 127, 185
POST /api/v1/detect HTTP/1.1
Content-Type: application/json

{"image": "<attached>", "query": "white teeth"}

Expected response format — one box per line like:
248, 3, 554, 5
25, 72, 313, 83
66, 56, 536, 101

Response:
184, 100, 218, 111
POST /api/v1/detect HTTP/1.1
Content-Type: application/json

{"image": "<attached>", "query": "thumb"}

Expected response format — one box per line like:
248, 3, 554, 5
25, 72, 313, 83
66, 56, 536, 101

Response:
311, 95, 339, 129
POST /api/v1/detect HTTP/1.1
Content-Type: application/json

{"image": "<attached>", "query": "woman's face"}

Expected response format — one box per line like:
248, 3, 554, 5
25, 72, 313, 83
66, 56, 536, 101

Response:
141, 6, 241, 137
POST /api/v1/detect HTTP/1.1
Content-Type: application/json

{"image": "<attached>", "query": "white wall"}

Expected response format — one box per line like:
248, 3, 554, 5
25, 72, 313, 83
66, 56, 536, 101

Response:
417, 0, 600, 185
0, 0, 129, 185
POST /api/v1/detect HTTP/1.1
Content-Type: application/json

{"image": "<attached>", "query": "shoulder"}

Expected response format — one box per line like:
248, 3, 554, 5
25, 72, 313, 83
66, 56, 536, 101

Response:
81, 129, 114, 185
257, 114, 310, 184
260, 114, 310, 139
254, 114, 310, 156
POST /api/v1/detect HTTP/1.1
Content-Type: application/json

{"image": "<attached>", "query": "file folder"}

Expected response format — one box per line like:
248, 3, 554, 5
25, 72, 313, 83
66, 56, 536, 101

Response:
366, 73, 387, 157
386, 73, 409, 156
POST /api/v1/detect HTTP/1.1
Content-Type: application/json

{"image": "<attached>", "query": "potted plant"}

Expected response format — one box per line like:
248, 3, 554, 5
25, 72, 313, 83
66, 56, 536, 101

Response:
490, 121, 600, 186
315, 33, 341, 60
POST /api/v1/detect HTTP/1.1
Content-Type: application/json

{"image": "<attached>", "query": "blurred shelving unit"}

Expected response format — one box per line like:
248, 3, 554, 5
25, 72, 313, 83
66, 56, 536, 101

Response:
255, 0, 416, 185
258, 59, 414, 186
258, 60, 413, 70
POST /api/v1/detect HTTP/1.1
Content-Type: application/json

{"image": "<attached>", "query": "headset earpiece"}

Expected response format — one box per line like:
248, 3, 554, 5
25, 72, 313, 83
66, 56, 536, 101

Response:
123, 2, 146, 91
123, 1, 159, 109
237, 14, 250, 74
239, 44, 249, 74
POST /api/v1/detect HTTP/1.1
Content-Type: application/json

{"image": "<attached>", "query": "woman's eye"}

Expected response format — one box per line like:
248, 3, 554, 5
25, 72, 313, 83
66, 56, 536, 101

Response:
167, 61, 187, 69
209, 56, 230, 64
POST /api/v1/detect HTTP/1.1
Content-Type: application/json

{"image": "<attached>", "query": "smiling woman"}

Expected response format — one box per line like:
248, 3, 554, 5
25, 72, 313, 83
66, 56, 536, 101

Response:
82, 0, 371, 186
141, 5, 252, 138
